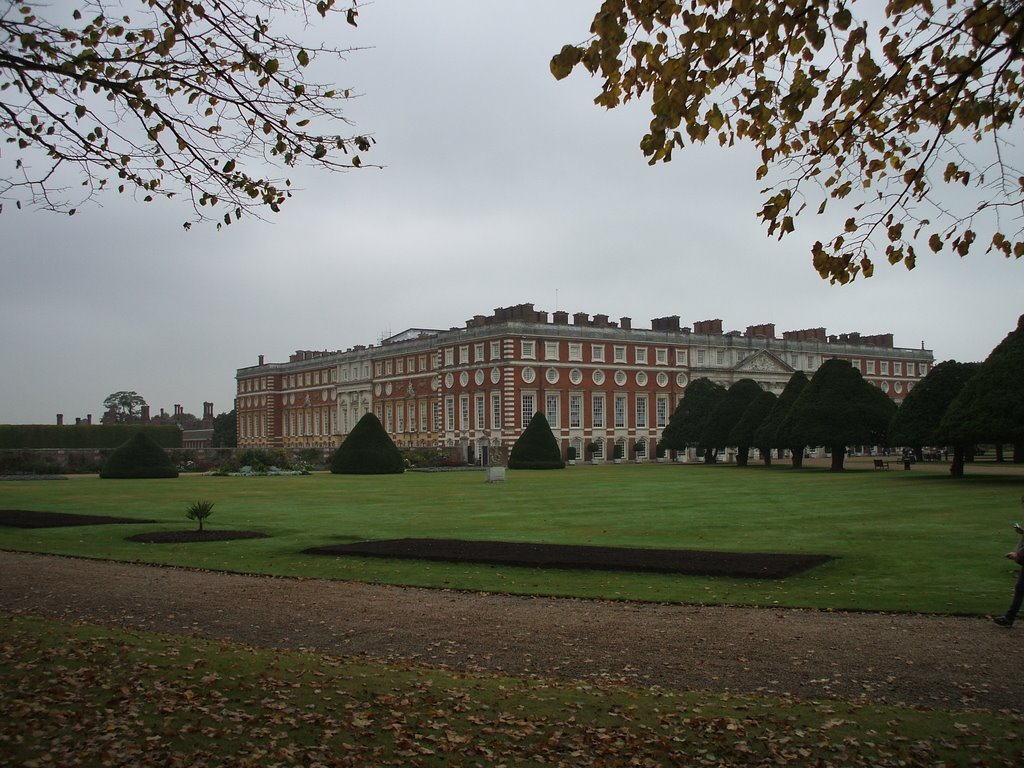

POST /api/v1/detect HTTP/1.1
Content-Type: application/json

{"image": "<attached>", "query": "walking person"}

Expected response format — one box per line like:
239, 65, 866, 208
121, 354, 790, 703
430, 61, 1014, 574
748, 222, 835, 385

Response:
993, 512, 1024, 628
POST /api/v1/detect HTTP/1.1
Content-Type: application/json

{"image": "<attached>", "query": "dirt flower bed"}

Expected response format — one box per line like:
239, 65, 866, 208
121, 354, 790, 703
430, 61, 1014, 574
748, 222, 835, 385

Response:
127, 530, 269, 543
305, 538, 832, 578
0, 509, 156, 528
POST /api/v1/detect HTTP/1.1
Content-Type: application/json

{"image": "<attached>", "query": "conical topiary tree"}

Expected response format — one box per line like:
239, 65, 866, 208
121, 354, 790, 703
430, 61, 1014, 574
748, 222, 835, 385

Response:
100, 431, 179, 479
330, 413, 405, 474
507, 412, 565, 469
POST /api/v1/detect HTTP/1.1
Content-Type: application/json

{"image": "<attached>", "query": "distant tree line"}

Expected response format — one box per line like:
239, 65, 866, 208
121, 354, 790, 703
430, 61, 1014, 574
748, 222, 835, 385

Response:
659, 315, 1024, 475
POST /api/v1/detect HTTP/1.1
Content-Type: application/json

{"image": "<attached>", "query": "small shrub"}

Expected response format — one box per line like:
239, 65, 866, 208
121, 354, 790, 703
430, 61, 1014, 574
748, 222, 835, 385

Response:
185, 500, 215, 531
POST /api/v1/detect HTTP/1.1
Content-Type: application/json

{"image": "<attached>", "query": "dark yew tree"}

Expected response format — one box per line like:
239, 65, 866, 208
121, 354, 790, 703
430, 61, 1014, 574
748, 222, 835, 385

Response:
508, 412, 565, 470
754, 370, 809, 468
939, 314, 1024, 467
781, 359, 896, 471
889, 360, 980, 477
100, 431, 178, 478
330, 413, 404, 475
702, 378, 763, 466
730, 388, 777, 466
659, 377, 726, 463
211, 409, 237, 448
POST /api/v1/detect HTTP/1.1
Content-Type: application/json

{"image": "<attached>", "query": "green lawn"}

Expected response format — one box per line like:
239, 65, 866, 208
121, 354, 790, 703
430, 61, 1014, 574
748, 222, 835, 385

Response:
1, 459, 1022, 614
2, 614, 1020, 767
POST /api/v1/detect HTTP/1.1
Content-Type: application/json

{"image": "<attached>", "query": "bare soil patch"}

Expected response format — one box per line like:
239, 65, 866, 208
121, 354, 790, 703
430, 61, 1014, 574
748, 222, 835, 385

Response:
0, 509, 156, 528
126, 530, 269, 543
306, 538, 832, 578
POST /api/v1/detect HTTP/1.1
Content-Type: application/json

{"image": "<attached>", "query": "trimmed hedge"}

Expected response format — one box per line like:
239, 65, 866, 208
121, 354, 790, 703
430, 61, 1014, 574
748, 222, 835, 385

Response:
330, 413, 405, 475
508, 413, 565, 470
100, 433, 179, 479
0, 424, 182, 449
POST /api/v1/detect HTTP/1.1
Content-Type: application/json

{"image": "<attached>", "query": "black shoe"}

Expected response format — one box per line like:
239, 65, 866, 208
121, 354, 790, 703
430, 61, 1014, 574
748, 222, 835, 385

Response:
993, 616, 1013, 628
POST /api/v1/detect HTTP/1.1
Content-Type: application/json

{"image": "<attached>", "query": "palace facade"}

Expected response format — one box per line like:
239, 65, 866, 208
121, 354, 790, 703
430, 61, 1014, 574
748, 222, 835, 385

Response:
235, 304, 934, 462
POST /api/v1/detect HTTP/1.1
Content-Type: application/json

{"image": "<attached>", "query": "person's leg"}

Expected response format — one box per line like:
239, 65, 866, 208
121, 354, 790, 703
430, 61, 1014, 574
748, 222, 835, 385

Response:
1006, 567, 1024, 623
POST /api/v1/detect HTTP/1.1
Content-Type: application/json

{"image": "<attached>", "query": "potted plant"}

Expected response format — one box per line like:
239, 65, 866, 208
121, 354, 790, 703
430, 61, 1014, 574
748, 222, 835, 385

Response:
613, 442, 624, 464
567, 445, 577, 465
586, 441, 601, 464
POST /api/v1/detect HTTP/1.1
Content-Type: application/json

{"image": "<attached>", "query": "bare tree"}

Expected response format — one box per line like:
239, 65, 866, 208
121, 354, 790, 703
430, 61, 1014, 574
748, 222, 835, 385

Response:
1, 0, 372, 228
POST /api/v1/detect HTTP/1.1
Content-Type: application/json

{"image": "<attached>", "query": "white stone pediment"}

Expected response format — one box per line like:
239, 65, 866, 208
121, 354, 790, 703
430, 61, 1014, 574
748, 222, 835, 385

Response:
734, 350, 792, 374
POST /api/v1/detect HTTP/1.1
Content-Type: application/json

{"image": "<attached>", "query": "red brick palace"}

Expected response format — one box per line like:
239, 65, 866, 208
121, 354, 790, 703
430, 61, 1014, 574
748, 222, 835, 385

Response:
235, 304, 933, 462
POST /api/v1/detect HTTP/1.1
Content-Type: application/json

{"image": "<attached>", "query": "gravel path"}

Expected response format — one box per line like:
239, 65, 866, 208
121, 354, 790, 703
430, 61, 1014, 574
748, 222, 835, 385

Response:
2, 550, 1019, 712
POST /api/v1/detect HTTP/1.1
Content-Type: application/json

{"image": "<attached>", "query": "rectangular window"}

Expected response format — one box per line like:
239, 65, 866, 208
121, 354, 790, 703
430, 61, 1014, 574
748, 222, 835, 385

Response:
521, 340, 536, 359
521, 394, 535, 428
314, 371, 320, 385
656, 396, 669, 428
546, 394, 560, 428
396, 358, 404, 374
635, 347, 648, 364
408, 356, 416, 373
419, 355, 427, 371
459, 346, 470, 365
385, 403, 393, 433
636, 395, 648, 428
592, 344, 606, 362
655, 348, 668, 365
881, 360, 889, 375
408, 403, 416, 432
385, 360, 393, 376
475, 394, 485, 429
807, 355, 816, 369
866, 360, 876, 374
445, 397, 455, 431
696, 349, 705, 365
919, 362, 928, 376
444, 348, 454, 366
568, 343, 583, 362
460, 395, 469, 430
614, 395, 627, 428
433, 401, 441, 432
396, 403, 404, 433
420, 401, 428, 432
490, 341, 501, 360
675, 349, 688, 366
375, 362, 383, 376
852, 359, 861, 371
592, 394, 605, 428
491, 392, 502, 429
613, 345, 627, 363
569, 394, 583, 428
716, 350, 725, 366
894, 361, 903, 375
545, 341, 560, 360
473, 343, 484, 362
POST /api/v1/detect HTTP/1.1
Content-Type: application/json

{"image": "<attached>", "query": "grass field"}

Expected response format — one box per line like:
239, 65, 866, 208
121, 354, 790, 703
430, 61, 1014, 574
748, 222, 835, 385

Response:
2, 458, 1023, 615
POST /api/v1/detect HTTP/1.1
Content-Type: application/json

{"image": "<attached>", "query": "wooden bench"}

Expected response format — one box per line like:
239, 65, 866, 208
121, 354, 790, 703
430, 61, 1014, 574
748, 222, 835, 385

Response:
873, 459, 890, 470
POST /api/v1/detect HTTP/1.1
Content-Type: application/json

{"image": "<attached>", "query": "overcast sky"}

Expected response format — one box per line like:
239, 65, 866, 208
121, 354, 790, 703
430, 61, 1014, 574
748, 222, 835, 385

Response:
2, 0, 1021, 425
